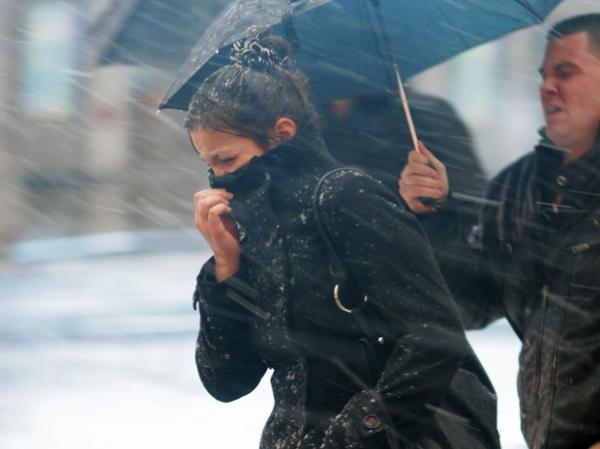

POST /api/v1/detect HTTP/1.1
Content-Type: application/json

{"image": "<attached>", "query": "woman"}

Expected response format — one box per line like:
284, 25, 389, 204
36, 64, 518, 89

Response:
189, 32, 499, 449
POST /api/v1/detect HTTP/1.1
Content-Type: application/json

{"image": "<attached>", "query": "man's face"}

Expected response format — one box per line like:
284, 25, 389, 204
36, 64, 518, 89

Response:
540, 31, 600, 156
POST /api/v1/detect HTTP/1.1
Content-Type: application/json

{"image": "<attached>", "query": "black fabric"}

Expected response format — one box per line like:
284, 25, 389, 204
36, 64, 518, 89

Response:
194, 132, 500, 449
445, 131, 600, 449
321, 91, 488, 320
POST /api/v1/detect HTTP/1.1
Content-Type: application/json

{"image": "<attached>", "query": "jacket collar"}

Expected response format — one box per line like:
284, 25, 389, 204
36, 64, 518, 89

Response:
534, 128, 600, 212
208, 129, 334, 195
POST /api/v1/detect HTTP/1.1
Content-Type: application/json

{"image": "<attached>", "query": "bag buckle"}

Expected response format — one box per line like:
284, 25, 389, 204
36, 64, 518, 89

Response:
333, 284, 368, 314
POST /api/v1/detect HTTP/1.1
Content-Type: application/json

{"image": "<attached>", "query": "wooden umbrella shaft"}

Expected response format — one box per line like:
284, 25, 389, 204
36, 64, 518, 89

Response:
369, 0, 421, 155
393, 62, 421, 155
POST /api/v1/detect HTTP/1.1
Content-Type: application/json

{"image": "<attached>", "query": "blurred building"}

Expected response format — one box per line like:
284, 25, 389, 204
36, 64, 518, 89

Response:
0, 0, 205, 255
0, 0, 22, 254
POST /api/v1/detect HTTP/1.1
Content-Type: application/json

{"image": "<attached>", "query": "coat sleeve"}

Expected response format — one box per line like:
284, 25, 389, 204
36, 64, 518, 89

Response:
194, 257, 268, 402
404, 94, 504, 329
311, 170, 473, 448
416, 197, 505, 330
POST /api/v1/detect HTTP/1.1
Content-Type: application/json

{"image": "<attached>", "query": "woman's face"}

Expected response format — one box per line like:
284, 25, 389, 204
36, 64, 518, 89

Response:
191, 128, 267, 177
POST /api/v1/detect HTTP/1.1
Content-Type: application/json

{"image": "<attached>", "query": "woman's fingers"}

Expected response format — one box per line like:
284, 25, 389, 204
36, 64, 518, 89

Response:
194, 189, 233, 214
194, 189, 233, 232
207, 203, 234, 236
194, 188, 233, 200
193, 189, 240, 282
207, 203, 241, 266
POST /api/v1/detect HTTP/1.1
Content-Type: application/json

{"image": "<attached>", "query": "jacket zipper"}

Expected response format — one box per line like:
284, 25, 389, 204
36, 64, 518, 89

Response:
534, 285, 549, 403
531, 283, 549, 448
567, 239, 600, 254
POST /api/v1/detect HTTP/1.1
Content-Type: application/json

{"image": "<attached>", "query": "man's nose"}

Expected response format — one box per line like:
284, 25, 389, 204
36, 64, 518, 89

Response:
540, 76, 558, 95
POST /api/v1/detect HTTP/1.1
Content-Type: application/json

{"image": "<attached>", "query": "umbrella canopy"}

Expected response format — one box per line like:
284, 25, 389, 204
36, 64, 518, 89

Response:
159, 0, 562, 111
88, 0, 228, 69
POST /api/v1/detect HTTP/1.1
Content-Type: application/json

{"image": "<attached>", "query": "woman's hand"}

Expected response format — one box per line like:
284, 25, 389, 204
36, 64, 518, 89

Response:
399, 141, 449, 214
194, 188, 240, 282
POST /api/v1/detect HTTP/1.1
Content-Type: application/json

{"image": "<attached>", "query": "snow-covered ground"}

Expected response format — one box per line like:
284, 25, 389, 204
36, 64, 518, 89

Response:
0, 245, 524, 449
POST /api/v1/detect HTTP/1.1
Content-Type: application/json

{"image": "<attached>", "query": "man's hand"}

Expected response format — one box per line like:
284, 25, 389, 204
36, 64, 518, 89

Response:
194, 188, 240, 282
399, 141, 449, 214
588, 443, 600, 449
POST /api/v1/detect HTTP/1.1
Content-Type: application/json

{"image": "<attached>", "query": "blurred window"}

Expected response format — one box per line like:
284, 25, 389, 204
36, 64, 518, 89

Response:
20, 2, 77, 119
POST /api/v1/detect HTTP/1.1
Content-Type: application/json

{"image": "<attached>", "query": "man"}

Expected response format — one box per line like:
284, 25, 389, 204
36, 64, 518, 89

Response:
400, 14, 600, 449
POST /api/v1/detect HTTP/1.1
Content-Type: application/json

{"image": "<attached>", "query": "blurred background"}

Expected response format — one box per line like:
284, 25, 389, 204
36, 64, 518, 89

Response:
0, 1, 598, 448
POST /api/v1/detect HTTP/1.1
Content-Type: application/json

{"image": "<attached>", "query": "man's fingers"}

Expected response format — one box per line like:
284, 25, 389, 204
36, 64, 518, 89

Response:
418, 141, 447, 175
403, 195, 435, 214
400, 173, 443, 189
401, 185, 444, 200
407, 149, 430, 165
400, 144, 448, 215
409, 202, 435, 214
402, 162, 440, 179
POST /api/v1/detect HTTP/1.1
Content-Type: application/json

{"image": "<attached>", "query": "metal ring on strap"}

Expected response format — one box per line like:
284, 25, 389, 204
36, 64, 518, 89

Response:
333, 284, 368, 314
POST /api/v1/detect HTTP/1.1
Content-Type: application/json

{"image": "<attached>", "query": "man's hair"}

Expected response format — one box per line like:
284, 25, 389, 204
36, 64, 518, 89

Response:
548, 13, 600, 55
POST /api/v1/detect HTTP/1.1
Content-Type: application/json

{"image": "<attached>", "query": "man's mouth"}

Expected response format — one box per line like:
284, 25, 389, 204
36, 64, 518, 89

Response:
545, 105, 563, 115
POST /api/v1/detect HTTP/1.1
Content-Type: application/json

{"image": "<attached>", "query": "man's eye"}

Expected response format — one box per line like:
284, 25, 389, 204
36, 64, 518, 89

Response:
556, 69, 574, 79
221, 157, 236, 165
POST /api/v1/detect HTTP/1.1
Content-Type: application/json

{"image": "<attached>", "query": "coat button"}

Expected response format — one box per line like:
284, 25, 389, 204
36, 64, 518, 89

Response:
555, 175, 567, 187
362, 415, 381, 430
377, 337, 385, 345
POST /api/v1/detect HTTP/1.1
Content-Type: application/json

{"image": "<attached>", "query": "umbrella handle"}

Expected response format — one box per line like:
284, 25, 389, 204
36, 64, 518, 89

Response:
393, 63, 421, 155
393, 64, 439, 207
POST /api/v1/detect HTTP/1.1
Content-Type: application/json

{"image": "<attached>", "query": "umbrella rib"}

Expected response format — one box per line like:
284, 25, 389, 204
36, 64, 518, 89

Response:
363, 0, 393, 90
514, 0, 544, 22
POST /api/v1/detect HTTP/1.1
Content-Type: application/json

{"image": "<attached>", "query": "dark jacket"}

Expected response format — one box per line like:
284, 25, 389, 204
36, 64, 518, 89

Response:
446, 133, 600, 449
321, 91, 487, 200
193, 133, 499, 449
321, 91, 487, 299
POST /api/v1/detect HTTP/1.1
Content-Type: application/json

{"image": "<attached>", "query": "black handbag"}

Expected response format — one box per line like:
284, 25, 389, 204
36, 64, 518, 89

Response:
312, 167, 394, 387
311, 168, 500, 449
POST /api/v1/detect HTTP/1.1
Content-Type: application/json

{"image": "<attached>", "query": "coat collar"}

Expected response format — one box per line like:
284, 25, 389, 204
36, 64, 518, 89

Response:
534, 128, 600, 212
208, 129, 335, 195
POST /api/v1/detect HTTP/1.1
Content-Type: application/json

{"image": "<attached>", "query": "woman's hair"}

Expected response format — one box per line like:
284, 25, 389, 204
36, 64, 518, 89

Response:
185, 29, 322, 149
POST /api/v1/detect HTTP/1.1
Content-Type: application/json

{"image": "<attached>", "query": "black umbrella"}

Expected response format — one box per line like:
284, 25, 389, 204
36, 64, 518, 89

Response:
159, 0, 562, 110
158, 0, 562, 149
88, 0, 228, 69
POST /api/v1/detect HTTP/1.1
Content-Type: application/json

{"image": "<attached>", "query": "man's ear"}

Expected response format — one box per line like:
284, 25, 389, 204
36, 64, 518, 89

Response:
273, 117, 297, 142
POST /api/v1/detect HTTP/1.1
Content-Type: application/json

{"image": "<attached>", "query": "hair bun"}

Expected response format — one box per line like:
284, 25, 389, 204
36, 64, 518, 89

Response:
230, 30, 291, 71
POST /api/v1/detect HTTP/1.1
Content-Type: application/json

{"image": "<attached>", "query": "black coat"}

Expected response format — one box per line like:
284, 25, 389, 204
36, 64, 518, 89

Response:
321, 91, 487, 200
321, 91, 487, 304
446, 133, 600, 449
194, 134, 499, 449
